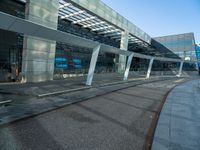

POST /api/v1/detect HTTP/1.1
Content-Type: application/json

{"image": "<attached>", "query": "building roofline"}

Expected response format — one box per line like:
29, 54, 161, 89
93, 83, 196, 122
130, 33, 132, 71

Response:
153, 32, 194, 39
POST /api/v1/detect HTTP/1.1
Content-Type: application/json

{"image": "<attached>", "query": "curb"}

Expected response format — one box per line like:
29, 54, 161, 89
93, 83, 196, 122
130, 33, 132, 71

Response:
143, 78, 190, 150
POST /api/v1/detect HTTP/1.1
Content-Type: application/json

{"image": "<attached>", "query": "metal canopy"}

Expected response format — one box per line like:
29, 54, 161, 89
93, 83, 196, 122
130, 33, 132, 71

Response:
58, 0, 150, 47
59, 0, 123, 41
16, 0, 150, 47
0, 12, 132, 56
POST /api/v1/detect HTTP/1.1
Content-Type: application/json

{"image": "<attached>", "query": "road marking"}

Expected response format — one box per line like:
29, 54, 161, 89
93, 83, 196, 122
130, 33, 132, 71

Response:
0, 100, 12, 105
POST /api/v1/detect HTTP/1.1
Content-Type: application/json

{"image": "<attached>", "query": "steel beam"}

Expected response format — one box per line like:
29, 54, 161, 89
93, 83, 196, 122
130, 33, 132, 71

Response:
86, 45, 101, 86
59, 2, 71, 9
123, 53, 134, 80
99, 29, 119, 34
104, 32, 121, 37
61, 10, 85, 19
73, 16, 95, 24
83, 21, 105, 28
177, 61, 184, 77
92, 25, 112, 31
146, 57, 154, 78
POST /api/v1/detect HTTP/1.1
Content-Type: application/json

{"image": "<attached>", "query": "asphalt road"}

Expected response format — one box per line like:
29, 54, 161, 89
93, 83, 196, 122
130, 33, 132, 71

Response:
0, 78, 186, 150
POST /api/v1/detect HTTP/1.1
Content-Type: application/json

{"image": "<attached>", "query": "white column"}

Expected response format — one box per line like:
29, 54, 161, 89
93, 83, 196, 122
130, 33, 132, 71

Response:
118, 31, 129, 73
146, 57, 154, 78
86, 45, 101, 86
177, 61, 184, 77
123, 53, 134, 80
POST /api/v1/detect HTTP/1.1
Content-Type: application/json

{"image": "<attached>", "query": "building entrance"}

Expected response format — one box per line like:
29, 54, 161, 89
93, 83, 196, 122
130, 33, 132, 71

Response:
0, 29, 22, 82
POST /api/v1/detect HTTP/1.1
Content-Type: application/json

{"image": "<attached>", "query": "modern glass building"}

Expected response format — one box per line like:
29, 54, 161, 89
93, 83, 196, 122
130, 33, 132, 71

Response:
154, 33, 196, 61
0, 0, 197, 83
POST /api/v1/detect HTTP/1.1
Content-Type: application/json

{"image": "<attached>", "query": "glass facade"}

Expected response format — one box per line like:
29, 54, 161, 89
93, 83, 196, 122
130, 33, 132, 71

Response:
54, 18, 119, 78
54, 42, 117, 79
154, 33, 196, 61
196, 45, 200, 69
0, 0, 25, 82
0, 0, 117, 81
0, 0, 198, 82
54, 43, 92, 78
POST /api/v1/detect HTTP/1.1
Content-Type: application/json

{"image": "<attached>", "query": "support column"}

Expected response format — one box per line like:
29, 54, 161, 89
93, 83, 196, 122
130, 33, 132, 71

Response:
123, 53, 134, 80
22, 0, 59, 82
118, 31, 129, 73
86, 45, 101, 86
146, 58, 154, 78
177, 61, 184, 77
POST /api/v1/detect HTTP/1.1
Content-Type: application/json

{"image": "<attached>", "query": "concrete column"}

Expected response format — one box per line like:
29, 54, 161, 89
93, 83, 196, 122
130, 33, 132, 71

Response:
86, 45, 101, 86
123, 53, 134, 80
177, 61, 184, 77
22, 0, 59, 82
118, 31, 129, 73
146, 58, 154, 78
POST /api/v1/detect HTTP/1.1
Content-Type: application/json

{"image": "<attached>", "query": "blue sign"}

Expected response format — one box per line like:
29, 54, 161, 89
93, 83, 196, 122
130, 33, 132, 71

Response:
196, 46, 200, 67
73, 58, 82, 69
55, 64, 68, 69
55, 57, 68, 69
54, 57, 82, 69
55, 57, 67, 61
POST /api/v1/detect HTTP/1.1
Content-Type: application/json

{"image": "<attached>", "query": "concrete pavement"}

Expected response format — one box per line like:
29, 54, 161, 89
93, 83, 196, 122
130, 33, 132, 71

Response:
0, 78, 188, 150
0, 72, 143, 96
0, 76, 182, 126
152, 79, 200, 150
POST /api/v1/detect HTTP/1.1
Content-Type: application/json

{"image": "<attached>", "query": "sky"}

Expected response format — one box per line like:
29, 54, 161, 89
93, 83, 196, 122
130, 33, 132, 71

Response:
101, 0, 200, 44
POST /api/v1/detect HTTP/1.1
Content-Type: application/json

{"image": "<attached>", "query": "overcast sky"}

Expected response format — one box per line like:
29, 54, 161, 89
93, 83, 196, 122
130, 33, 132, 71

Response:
101, 0, 200, 44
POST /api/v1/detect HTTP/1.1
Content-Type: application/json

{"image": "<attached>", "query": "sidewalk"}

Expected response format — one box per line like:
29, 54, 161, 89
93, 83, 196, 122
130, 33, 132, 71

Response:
0, 73, 144, 96
152, 79, 200, 150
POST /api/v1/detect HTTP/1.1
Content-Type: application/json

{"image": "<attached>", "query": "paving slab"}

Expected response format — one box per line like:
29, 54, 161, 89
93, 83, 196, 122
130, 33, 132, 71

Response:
152, 79, 200, 150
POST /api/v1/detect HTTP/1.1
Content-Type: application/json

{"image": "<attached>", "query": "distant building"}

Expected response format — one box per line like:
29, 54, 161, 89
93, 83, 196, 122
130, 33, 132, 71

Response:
154, 33, 196, 61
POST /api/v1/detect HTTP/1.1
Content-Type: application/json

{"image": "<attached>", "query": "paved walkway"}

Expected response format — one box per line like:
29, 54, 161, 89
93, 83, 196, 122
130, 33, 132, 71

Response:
0, 78, 188, 150
152, 79, 200, 150
0, 72, 144, 96
0, 76, 177, 126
